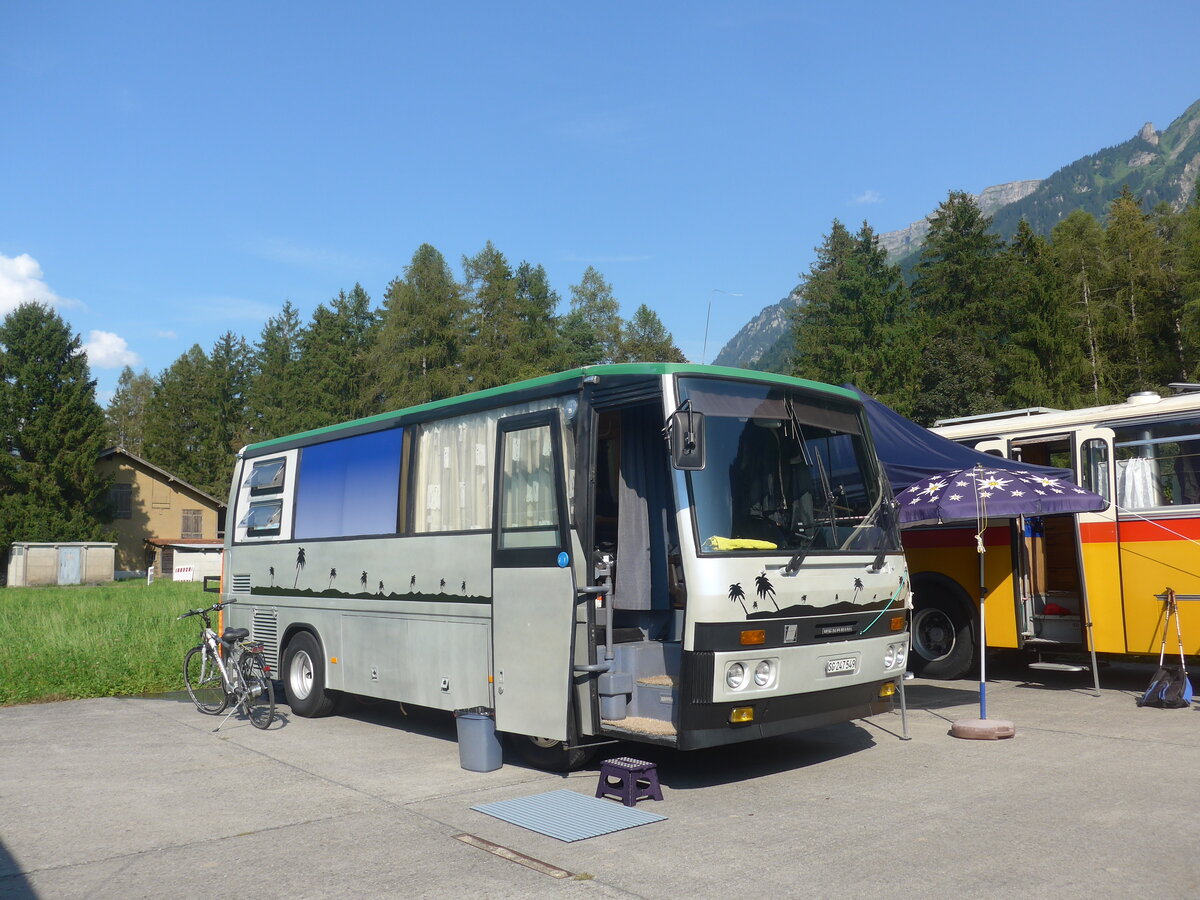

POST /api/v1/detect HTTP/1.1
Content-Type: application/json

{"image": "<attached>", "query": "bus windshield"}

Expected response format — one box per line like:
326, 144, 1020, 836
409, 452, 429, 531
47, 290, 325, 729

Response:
678, 377, 898, 556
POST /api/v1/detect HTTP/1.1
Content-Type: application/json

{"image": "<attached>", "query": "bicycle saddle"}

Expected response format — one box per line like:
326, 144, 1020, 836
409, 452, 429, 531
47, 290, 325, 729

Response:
221, 627, 250, 642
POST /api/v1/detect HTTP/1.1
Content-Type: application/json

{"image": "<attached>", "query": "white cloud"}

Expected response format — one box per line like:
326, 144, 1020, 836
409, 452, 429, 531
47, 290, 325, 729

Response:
82, 330, 141, 369
0, 252, 69, 315
156, 329, 177, 339
851, 189, 883, 205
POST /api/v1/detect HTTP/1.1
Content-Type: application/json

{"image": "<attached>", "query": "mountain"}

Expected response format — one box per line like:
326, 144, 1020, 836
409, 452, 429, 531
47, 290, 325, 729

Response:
713, 98, 1200, 372
711, 289, 799, 370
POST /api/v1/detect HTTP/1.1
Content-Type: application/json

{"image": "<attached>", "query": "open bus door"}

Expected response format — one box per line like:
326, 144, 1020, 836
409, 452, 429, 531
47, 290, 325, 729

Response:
1073, 426, 1121, 657
490, 411, 578, 742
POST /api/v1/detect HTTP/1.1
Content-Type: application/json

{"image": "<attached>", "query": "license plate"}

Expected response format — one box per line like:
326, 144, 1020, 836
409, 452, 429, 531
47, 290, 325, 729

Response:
825, 656, 857, 675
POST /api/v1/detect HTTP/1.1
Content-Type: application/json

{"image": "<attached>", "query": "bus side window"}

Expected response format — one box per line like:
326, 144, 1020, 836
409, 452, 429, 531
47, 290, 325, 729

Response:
1081, 438, 1111, 503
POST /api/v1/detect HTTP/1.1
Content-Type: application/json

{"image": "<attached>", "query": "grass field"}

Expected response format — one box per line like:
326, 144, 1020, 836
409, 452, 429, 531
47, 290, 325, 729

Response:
0, 579, 215, 706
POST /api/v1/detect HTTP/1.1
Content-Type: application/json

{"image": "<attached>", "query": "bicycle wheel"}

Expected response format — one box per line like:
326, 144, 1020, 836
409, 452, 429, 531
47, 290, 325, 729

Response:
240, 653, 275, 730
184, 645, 227, 714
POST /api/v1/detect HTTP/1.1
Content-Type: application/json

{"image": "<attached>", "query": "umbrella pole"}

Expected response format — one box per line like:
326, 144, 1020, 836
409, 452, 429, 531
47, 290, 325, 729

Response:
979, 542, 987, 720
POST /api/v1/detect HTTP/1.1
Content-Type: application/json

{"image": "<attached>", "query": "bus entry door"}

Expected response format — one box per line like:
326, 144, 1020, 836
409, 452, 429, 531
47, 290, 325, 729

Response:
490, 411, 577, 742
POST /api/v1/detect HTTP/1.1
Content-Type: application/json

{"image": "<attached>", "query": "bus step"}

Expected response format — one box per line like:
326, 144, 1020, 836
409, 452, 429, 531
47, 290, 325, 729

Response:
1028, 661, 1088, 672
1022, 637, 1069, 647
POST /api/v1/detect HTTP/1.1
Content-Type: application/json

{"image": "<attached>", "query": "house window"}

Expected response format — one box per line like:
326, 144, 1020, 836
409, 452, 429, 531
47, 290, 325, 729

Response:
110, 483, 132, 519
182, 509, 203, 539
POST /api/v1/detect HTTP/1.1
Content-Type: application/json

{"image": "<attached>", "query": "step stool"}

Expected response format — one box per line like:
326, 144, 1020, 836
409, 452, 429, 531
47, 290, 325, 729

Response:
595, 757, 663, 807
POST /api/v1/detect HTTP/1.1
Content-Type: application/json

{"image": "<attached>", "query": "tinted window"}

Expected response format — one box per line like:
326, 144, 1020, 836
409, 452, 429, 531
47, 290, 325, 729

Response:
294, 429, 403, 538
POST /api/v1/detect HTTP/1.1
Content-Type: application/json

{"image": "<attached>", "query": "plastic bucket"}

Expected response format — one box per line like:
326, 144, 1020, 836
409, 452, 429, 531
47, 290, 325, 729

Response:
455, 711, 503, 772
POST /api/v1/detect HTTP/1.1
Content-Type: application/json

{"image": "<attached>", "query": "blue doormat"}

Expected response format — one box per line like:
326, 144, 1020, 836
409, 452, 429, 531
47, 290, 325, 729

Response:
471, 789, 666, 842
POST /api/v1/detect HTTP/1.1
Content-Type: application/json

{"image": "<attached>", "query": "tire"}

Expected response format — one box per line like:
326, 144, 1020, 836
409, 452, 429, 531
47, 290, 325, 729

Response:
184, 645, 227, 714
506, 709, 596, 772
240, 653, 276, 730
910, 592, 975, 679
282, 632, 339, 717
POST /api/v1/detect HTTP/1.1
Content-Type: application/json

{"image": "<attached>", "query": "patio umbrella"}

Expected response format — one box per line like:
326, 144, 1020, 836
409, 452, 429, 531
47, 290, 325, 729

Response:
896, 465, 1108, 727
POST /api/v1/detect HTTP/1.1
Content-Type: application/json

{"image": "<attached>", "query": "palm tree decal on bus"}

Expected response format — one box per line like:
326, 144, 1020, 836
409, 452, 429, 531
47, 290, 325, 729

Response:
755, 573, 779, 611
294, 547, 306, 588
360, 571, 368, 592
729, 582, 748, 615
328, 567, 337, 590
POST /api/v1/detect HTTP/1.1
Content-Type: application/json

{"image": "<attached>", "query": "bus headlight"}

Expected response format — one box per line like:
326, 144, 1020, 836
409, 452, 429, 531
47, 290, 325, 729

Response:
726, 662, 747, 690
884, 644, 897, 668
895, 643, 907, 669
754, 660, 773, 686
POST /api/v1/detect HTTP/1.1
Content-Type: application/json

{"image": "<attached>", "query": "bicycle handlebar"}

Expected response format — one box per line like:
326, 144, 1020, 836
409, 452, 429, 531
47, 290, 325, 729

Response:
176, 598, 238, 620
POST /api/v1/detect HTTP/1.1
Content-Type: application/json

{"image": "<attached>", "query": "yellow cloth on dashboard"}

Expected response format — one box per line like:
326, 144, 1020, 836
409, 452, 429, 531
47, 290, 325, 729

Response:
703, 536, 778, 551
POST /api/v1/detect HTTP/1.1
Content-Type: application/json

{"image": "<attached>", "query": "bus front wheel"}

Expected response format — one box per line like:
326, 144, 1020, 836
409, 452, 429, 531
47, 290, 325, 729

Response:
507, 715, 596, 772
910, 593, 974, 679
282, 632, 340, 717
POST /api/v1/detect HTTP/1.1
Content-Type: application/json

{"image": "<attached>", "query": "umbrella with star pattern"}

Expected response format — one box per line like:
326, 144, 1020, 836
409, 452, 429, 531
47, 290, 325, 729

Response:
896, 465, 1106, 528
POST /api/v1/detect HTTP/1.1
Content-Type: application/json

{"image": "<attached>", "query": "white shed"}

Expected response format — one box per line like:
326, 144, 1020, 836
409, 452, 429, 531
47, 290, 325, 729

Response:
5, 542, 117, 587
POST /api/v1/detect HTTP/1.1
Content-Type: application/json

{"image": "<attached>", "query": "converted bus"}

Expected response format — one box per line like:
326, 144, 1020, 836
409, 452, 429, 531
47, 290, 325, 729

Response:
222, 364, 910, 768
904, 387, 1200, 678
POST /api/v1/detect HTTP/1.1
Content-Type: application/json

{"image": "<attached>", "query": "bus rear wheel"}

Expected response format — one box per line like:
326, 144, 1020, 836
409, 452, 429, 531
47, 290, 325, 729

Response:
282, 632, 339, 717
910, 594, 974, 679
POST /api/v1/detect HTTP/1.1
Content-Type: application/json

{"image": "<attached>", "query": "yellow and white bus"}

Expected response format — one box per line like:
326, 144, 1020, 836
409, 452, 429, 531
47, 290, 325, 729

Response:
219, 365, 910, 768
902, 387, 1200, 678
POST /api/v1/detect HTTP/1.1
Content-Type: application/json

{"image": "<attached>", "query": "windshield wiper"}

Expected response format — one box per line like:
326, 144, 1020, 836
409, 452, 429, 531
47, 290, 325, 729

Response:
782, 531, 817, 576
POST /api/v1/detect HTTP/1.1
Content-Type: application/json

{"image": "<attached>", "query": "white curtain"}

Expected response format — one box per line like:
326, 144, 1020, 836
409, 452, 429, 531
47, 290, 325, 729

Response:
1116, 456, 1163, 509
411, 399, 563, 533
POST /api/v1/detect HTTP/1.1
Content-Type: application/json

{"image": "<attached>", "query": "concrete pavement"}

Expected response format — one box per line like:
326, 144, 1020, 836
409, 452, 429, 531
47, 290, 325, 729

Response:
1, 659, 1198, 898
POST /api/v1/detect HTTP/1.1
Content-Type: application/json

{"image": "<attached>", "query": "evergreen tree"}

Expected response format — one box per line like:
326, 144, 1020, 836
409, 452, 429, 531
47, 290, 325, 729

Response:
1177, 183, 1200, 380
513, 260, 567, 373
614, 304, 687, 363
997, 219, 1087, 409
105, 366, 155, 454
569, 266, 623, 363
1103, 186, 1168, 391
791, 220, 920, 416
367, 244, 468, 410
297, 284, 378, 426
246, 300, 307, 440
909, 191, 1006, 423
557, 308, 604, 368
461, 241, 526, 389
1050, 209, 1111, 401
0, 303, 112, 556
143, 342, 239, 498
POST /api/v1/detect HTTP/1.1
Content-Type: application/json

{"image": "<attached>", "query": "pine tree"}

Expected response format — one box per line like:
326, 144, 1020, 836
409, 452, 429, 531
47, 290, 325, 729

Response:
569, 266, 623, 364
297, 284, 377, 427
614, 304, 687, 363
909, 191, 1006, 422
105, 366, 155, 454
997, 219, 1087, 409
1050, 209, 1111, 402
557, 308, 604, 368
0, 303, 112, 555
1103, 186, 1167, 392
461, 242, 525, 390
246, 300, 307, 440
367, 244, 468, 410
792, 221, 920, 416
513, 261, 567, 373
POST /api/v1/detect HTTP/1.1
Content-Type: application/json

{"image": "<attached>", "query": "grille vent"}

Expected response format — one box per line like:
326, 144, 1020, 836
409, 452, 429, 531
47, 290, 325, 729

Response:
252, 608, 279, 669
230, 574, 252, 594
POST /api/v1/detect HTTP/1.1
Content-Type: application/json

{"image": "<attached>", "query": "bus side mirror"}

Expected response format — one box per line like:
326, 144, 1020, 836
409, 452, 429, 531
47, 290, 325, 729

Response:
669, 410, 706, 470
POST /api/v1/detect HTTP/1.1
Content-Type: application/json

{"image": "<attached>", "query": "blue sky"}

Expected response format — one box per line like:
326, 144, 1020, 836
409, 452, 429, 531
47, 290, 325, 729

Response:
3, 1, 1199, 401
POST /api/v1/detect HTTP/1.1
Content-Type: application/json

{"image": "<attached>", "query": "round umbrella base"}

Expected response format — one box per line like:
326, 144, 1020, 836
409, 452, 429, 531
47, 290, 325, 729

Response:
950, 717, 1015, 740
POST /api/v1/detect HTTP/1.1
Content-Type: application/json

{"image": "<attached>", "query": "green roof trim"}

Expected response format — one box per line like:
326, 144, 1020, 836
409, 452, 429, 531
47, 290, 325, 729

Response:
243, 364, 857, 453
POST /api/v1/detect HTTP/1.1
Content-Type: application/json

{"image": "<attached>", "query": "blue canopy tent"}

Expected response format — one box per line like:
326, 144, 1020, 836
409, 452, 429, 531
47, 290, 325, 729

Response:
844, 386, 1073, 493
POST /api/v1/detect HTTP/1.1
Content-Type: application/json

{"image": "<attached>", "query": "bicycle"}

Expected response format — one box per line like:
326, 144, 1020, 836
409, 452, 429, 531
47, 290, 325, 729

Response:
178, 599, 275, 730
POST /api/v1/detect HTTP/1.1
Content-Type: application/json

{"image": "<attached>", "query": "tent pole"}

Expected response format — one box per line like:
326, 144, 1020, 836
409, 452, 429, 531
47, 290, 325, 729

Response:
978, 543, 987, 720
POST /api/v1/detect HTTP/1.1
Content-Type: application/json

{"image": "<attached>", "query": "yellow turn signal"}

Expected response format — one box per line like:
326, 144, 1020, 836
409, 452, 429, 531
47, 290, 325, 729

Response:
740, 629, 766, 645
878, 682, 897, 698
890, 616, 905, 632
729, 706, 755, 724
